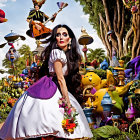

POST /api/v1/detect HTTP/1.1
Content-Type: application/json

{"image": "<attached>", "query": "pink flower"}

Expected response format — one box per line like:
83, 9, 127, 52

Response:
67, 108, 72, 116
131, 6, 138, 13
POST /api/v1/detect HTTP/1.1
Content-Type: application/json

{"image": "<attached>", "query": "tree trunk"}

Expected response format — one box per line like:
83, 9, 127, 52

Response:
131, 4, 140, 59
100, 0, 125, 60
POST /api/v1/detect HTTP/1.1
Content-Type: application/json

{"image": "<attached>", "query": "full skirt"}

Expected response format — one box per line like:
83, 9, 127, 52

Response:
0, 88, 93, 140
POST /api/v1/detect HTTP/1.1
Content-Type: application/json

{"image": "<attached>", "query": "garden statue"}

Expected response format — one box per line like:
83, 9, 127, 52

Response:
81, 72, 102, 91
101, 92, 113, 120
92, 81, 133, 114
6, 43, 19, 67
125, 96, 137, 121
100, 59, 108, 70
110, 49, 120, 67
125, 56, 140, 78
78, 27, 93, 65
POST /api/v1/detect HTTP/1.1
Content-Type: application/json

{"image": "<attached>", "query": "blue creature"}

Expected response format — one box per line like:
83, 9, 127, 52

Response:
6, 43, 19, 67
100, 59, 108, 70
22, 68, 28, 77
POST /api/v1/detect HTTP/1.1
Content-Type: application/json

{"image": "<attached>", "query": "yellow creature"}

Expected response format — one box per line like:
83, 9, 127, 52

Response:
92, 81, 133, 113
81, 71, 133, 112
81, 72, 102, 91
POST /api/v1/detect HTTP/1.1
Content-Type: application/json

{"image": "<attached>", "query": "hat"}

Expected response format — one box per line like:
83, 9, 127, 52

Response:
0, 9, 8, 23
32, 0, 46, 8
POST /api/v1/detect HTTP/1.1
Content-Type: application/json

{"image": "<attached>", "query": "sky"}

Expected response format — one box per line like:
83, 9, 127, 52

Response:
0, 0, 106, 78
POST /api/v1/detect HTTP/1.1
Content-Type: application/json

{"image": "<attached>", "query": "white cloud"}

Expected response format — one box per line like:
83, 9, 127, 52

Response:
80, 14, 89, 22
0, 0, 7, 7
0, 0, 7, 2
0, 0, 16, 7
0, 3, 6, 7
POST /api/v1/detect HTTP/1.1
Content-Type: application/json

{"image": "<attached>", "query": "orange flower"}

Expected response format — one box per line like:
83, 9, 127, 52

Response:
65, 119, 76, 129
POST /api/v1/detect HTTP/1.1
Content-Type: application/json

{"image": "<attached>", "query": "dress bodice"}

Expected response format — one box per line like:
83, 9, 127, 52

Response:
48, 49, 68, 76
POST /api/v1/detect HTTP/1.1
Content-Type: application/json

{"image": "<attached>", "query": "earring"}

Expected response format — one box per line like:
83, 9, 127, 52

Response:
68, 41, 71, 50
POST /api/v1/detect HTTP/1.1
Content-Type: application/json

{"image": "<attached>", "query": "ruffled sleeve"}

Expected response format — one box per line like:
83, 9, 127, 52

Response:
49, 49, 67, 64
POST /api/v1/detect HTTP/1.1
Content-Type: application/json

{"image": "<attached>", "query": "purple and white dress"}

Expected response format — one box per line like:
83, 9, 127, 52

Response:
0, 49, 93, 140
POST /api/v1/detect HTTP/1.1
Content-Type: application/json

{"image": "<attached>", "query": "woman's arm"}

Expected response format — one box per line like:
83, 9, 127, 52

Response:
54, 60, 71, 107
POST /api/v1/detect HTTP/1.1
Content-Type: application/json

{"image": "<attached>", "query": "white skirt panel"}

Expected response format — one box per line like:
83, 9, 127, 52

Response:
0, 89, 93, 140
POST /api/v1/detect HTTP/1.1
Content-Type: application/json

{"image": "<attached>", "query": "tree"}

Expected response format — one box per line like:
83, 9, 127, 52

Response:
75, 0, 139, 60
87, 48, 106, 63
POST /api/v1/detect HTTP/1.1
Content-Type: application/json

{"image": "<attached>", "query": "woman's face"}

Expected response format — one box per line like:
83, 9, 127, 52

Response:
56, 27, 71, 51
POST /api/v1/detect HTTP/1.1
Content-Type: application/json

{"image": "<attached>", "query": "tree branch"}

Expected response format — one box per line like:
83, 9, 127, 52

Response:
120, 6, 125, 35
117, 0, 121, 33
99, 13, 108, 32
102, 0, 112, 30
113, 6, 117, 32
124, 26, 133, 55
100, 19, 110, 55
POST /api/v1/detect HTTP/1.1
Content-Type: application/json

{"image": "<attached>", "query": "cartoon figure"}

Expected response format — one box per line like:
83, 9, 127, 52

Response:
6, 42, 19, 67
26, 0, 68, 40
26, 0, 55, 39
100, 59, 108, 70
0, 9, 8, 23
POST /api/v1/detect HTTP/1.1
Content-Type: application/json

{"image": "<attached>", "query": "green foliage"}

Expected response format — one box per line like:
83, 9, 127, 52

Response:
87, 48, 106, 63
92, 125, 121, 139
91, 126, 140, 140
0, 93, 12, 123
93, 69, 107, 79
75, 0, 104, 35
107, 133, 140, 140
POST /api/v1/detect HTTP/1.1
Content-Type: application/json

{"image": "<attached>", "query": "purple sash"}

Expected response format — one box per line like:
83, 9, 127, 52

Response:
27, 76, 57, 99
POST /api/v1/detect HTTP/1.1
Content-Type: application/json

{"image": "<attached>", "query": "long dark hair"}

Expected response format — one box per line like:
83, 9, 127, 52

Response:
39, 24, 83, 103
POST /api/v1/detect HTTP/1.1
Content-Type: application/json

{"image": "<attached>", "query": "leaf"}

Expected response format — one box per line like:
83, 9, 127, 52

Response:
94, 125, 121, 138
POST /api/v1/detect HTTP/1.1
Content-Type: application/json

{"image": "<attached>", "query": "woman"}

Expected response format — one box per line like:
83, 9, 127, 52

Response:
0, 24, 93, 140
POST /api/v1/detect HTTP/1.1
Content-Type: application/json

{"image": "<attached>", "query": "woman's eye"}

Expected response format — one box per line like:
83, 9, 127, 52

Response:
63, 33, 68, 37
56, 33, 60, 37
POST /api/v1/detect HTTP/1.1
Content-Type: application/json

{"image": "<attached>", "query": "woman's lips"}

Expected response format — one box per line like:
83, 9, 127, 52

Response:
60, 41, 64, 44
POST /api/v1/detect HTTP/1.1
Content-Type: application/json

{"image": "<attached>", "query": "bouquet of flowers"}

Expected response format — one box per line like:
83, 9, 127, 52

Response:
58, 97, 79, 134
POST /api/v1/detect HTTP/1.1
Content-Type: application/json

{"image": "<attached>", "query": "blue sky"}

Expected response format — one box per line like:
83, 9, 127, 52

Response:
0, 0, 105, 78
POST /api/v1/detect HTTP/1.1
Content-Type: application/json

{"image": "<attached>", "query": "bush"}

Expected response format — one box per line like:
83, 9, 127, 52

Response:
93, 69, 107, 79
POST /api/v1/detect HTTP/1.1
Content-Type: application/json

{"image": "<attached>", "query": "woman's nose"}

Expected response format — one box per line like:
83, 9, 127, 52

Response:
60, 34, 63, 39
